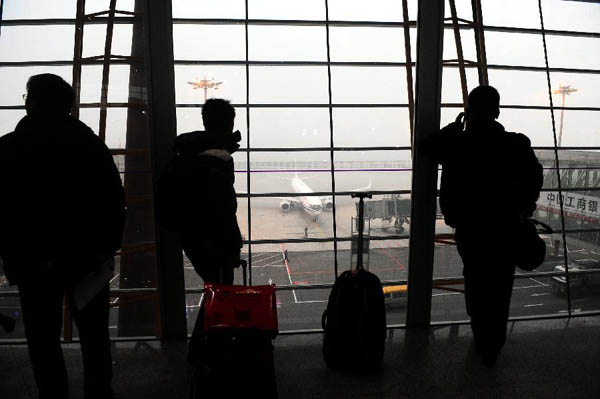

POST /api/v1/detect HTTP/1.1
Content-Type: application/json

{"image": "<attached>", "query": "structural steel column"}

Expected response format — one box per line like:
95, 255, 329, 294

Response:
143, 0, 187, 340
407, 0, 445, 328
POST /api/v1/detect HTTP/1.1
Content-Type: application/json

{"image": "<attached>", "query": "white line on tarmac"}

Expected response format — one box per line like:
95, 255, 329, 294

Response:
591, 251, 600, 256
528, 278, 549, 287
281, 243, 298, 304
513, 284, 549, 290
530, 293, 550, 297
524, 303, 544, 307
432, 292, 461, 297
110, 273, 120, 284
296, 300, 328, 304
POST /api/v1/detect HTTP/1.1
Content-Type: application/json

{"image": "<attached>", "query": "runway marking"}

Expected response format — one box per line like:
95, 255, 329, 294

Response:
513, 284, 551, 290
312, 219, 327, 238
290, 270, 331, 276
432, 292, 461, 297
591, 251, 600, 256
296, 300, 328, 304
372, 241, 406, 271
529, 278, 549, 287
281, 243, 298, 304
531, 293, 550, 297
524, 303, 544, 308
110, 273, 120, 284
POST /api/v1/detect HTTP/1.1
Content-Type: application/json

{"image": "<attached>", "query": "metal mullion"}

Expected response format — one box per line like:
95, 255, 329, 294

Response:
234, 146, 412, 151
172, 17, 414, 28
71, 0, 85, 119
98, 0, 117, 143
486, 64, 600, 74
448, 0, 469, 107
243, 234, 410, 246
401, 0, 415, 149
535, 146, 600, 150
483, 24, 600, 39
538, 0, 572, 315
552, 228, 600, 235
0, 0, 3, 36
237, 189, 411, 198
244, 0, 253, 285
79, 102, 145, 108
0, 16, 136, 26
471, 0, 488, 85
174, 60, 411, 67
540, 187, 600, 193
176, 103, 411, 108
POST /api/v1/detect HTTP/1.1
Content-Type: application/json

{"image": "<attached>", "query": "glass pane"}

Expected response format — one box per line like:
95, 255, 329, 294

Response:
485, 32, 547, 67
248, 26, 327, 61
248, 0, 325, 20
329, 27, 405, 62
277, 287, 329, 331
0, 109, 26, 136
328, 0, 407, 22
334, 150, 412, 192
0, 25, 74, 62
80, 65, 138, 104
546, 36, 600, 70
234, 151, 249, 194
0, 66, 72, 106
548, 73, 600, 108
510, 275, 568, 317
172, 0, 245, 19
249, 66, 329, 104
542, 0, 600, 34
442, 28, 478, 64
82, 24, 134, 58
333, 107, 411, 147
331, 67, 406, 104
481, 0, 542, 29
441, 67, 480, 105
2, 0, 76, 19
78, 107, 134, 148
488, 69, 551, 106
173, 24, 245, 61
249, 108, 331, 148
86, 0, 135, 15
175, 65, 247, 105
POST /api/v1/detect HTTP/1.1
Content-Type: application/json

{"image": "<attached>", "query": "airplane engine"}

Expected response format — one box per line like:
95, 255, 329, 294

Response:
322, 198, 334, 211
280, 200, 292, 212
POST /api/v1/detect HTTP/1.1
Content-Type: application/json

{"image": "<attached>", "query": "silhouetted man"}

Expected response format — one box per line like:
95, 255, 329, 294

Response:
158, 98, 242, 284
0, 74, 126, 398
424, 86, 542, 365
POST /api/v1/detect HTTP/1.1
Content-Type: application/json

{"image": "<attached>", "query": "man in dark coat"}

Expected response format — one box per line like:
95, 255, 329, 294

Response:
0, 74, 126, 398
157, 98, 242, 284
424, 86, 543, 365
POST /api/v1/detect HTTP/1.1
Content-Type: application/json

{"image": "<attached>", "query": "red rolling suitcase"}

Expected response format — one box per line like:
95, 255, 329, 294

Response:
189, 260, 278, 399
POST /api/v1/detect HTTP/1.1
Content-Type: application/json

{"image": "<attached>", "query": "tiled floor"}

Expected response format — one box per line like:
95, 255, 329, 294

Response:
2, 316, 599, 398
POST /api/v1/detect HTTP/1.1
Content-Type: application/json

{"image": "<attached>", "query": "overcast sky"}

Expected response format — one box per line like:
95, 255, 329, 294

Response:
0, 0, 599, 151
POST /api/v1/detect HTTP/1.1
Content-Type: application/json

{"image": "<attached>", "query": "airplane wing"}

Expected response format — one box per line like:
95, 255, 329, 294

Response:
349, 179, 372, 192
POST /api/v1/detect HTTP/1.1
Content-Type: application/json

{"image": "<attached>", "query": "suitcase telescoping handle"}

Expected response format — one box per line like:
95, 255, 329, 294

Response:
351, 192, 372, 271
240, 259, 248, 286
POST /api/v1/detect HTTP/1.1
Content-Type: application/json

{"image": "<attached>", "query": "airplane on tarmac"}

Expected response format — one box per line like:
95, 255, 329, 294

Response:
279, 175, 370, 221
187, 76, 223, 101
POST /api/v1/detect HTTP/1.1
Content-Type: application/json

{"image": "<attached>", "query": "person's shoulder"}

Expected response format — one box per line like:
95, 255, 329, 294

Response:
505, 131, 532, 149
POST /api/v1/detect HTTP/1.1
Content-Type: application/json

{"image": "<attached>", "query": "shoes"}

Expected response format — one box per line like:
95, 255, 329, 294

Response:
473, 340, 498, 367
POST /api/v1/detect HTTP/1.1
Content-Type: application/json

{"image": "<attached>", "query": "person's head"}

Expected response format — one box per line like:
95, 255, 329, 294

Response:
466, 85, 500, 121
202, 98, 235, 134
25, 74, 75, 117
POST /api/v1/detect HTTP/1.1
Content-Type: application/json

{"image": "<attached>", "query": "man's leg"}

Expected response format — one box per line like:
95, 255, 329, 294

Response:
19, 274, 69, 399
69, 284, 114, 399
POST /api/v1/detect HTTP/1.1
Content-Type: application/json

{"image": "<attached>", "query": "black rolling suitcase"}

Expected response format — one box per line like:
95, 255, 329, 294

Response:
189, 260, 278, 398
322, 193, 386, 372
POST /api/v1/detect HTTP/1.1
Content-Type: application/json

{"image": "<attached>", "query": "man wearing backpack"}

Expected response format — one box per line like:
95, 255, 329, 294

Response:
424, 86, 543, 366
0, 74, 125, 398
157, 98, 242, 284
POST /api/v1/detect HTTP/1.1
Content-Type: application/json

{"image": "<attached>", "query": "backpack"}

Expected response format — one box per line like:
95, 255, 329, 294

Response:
322, 269, 387, 372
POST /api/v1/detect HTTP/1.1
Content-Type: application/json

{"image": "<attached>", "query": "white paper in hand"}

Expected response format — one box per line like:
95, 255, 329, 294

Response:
72, 257, 115, 311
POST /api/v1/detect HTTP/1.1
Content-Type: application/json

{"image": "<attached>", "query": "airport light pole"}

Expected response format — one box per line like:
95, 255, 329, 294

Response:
553, 84, 578, 147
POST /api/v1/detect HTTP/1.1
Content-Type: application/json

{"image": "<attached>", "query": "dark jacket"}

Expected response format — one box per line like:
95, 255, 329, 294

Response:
157, 130, 242, 253
424, 119, 543, 230
0, 115, 126, 285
